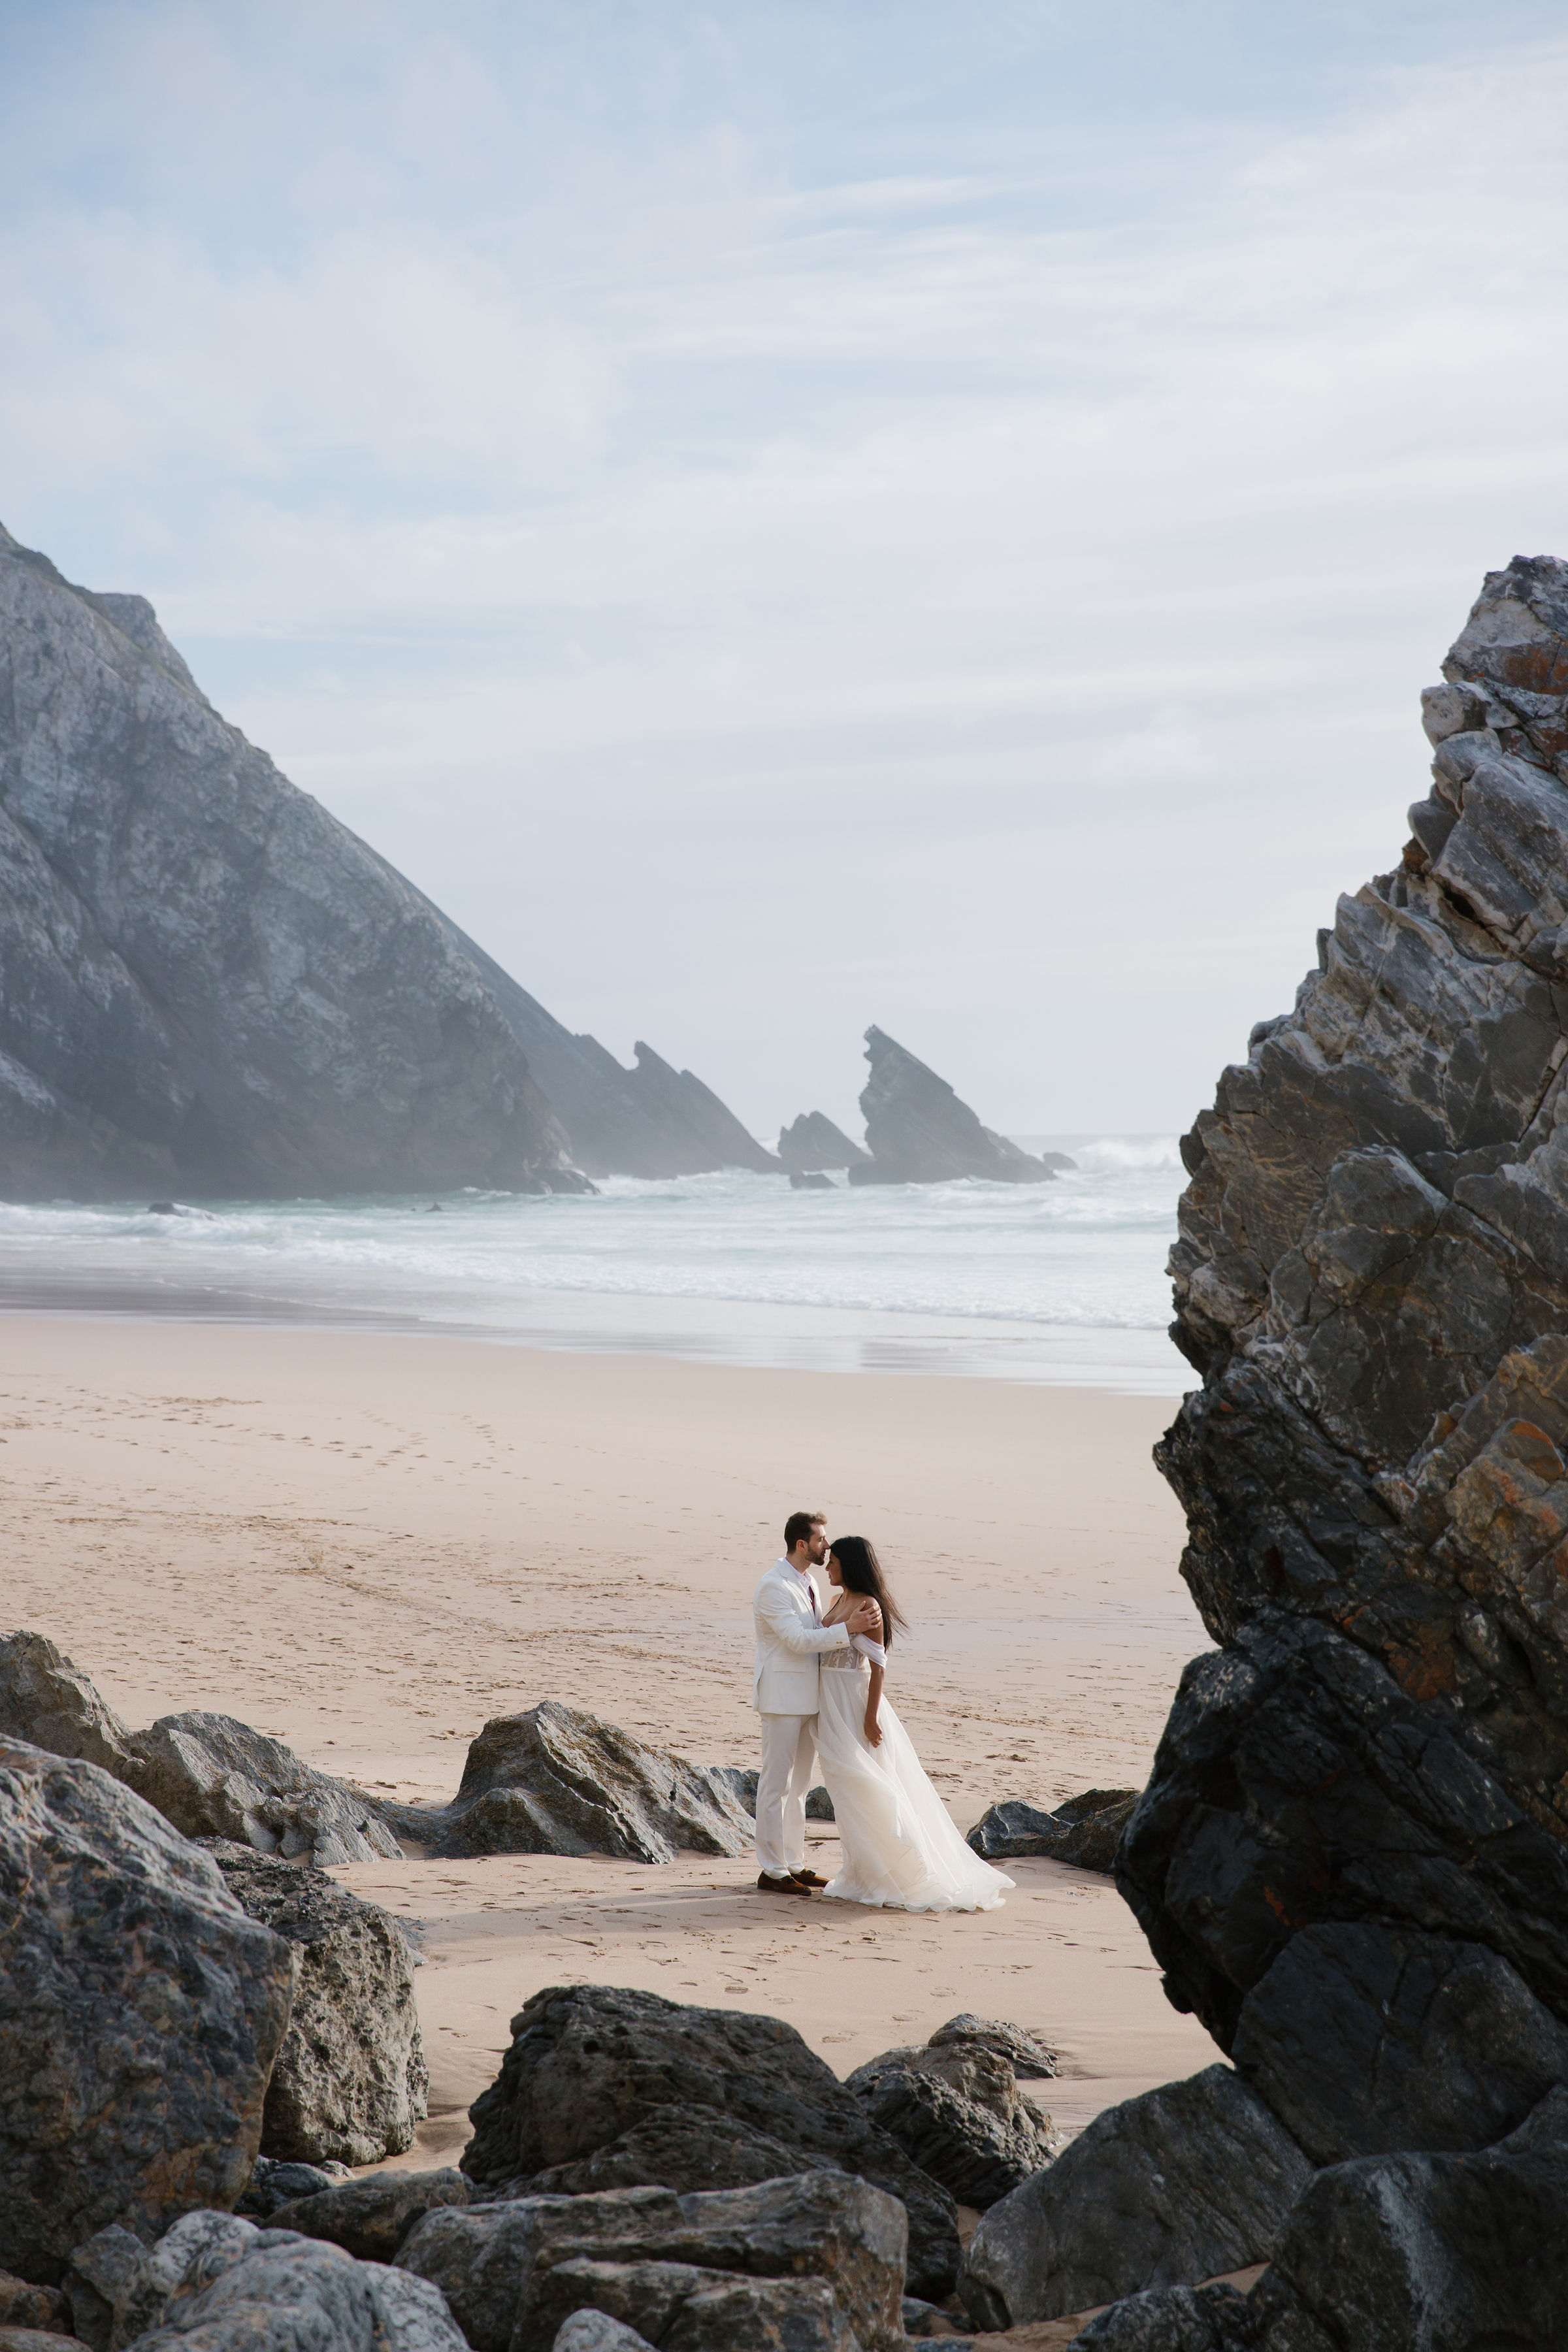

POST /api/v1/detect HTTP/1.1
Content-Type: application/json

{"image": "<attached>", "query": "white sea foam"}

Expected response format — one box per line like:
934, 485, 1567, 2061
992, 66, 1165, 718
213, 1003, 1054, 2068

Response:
0, 1149, 1191, 1391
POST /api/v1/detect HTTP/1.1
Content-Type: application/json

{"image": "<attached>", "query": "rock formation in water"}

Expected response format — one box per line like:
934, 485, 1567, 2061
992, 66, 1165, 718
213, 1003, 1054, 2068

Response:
1052, 557, 1568, 2344
777, 1111, 870, 1173
0, 523, 771, 1197
847, 1027, 1060, 1185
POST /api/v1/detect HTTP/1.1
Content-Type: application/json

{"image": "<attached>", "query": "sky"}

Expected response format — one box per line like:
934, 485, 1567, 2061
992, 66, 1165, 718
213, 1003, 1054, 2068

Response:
5, 2, 1568, 1143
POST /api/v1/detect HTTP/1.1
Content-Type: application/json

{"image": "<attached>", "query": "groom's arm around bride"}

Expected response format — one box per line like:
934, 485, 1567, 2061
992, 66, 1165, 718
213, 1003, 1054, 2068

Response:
751, 1509, 879, 1895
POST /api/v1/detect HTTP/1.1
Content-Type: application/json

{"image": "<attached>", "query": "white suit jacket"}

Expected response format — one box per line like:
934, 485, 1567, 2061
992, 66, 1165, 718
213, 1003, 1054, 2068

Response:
753, 1557, 850, 1714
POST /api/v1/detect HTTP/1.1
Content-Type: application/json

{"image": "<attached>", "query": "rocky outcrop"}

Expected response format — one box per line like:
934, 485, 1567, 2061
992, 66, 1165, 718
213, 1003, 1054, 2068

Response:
261, 2171, 470, 2262
519, 2112, 844, 2202
777, 1113, 870, 1173
966, 1788, 1137, 1872
0, 1635, 402, 1866
397, 2174, 906, 2352
457, 1984, 960, 2300
103, 2216, 468, 2352
1073, 559, 1568, 2340
204, 1843, 427, 2167
0, 1631, 139, 1776
129, 1712, 403, 1866
845, 2039, 1057, 2209
0, 2274, 69, 2333
925, 2014, 1058, 2076
0, 1740, 297, 2283
0, 521, 771, 1196
958, 2067, 1309, 2330
1076, 2085, 1568, 2351
389, 1703, 754, 1863
847, 1029, 1058, 1185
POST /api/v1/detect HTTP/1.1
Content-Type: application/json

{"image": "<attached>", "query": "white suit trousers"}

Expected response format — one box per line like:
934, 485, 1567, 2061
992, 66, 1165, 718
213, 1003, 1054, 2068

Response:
756, 1711, 818, 1878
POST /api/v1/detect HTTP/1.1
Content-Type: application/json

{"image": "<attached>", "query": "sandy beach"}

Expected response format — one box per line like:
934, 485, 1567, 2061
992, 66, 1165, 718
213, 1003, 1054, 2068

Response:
0, 1313, 1215, 2177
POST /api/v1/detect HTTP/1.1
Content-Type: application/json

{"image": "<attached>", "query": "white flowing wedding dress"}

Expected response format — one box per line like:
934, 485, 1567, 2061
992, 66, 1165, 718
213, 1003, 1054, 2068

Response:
814, 1631, 1013, 1913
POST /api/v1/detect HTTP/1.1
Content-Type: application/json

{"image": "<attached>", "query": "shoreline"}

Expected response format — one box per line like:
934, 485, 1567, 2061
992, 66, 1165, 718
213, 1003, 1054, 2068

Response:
0, 1312, 1211, 2153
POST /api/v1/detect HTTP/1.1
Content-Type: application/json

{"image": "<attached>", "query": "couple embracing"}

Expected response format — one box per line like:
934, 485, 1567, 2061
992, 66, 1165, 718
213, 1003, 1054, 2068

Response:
752, 1511, 1012, 1913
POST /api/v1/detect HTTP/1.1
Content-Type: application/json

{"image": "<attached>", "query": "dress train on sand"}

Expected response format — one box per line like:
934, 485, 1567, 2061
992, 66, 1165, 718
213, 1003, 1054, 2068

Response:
813, 1644, 1012, 1914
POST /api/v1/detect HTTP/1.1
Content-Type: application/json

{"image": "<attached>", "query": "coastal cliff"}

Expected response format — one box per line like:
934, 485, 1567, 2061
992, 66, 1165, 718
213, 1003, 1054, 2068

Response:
0, 525, 768, 1196
1121, 555, 1568, 2050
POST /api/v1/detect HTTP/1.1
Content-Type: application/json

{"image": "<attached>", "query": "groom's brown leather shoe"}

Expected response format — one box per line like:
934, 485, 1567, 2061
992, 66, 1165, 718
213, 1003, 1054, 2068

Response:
790, 1869, 828, 1888
757, 1872, 813, 1895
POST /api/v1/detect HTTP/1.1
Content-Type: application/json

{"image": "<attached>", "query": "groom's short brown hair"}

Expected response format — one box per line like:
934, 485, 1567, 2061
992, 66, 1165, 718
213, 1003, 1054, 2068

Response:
784, 1510, 826, 1551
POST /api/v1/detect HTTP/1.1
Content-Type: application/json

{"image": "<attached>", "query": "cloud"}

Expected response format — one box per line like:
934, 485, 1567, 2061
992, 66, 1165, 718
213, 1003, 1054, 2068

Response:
3, 5, 1568, 1132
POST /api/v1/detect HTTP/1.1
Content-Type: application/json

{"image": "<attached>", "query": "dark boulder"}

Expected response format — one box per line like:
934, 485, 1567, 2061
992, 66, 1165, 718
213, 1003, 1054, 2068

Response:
399, 2173, 905, 2352
777, 1113, 870, 1173
1116, 1609, 1568, 2051
789, 1170, 836, 1190
966, 1789, 1137, 1873
925, 2014, 1058, 2077
128, 1714, 403, 1867
236, 2158, 348, 2219
0, 1740, 296, 2285
262, 2170, 470, 2263
0, 2276, 69, 2334
846, 2042, 1057, 2209
1242, 2083, 1568, 2350
956, 2066, 1309, 2330
518, 2108, 843, 2199
204, 1843, 427, 2166
0, 1632, 138, 1777
846, 1029, 1056, 1186
1231, 1918, 1568, 2164
457, 1984, 960, 2300
389, 1704, 753, 1863
1071, 2281, 1256, 2350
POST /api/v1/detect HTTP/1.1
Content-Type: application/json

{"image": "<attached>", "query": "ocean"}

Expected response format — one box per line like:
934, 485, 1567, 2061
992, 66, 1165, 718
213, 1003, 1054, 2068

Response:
0, 1135, 1191, 1394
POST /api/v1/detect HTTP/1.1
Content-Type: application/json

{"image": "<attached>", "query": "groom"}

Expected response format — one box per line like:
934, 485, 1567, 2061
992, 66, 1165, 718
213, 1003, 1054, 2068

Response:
753, 1510, 879, 1896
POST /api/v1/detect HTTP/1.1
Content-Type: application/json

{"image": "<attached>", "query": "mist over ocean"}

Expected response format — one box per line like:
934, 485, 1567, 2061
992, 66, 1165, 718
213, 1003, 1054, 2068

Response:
0, 1135, 1188, 1392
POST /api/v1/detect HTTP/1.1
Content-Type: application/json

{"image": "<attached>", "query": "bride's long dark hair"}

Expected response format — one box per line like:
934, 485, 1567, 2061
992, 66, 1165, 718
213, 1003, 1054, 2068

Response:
828, 1535, 907, 1650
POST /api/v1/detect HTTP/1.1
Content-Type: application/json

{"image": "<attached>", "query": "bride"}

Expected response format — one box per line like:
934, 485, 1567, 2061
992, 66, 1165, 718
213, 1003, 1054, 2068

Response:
815, 1535, 1013, 1914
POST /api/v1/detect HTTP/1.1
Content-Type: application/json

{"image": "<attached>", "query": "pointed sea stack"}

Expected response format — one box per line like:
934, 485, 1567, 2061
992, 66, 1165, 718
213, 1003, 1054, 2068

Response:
847, 1026, 1056, 1184
777, 1111, 870, 1173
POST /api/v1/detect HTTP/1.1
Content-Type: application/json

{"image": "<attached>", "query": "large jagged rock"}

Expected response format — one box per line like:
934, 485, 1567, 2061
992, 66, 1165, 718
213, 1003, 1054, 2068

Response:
0, 1635, 403, 1867
1094, 558, 1568, 2335
0, 1740, 297, 2284
457, 1984, 960, 2300
956, 2066, 1309, 2330
966, 1788, 1137, 1872
1077, 2086, 1568, 2351
1230, 1918, 1568, 2164
387, 1703, 753, 1863
204, 1843, 427, 2167
777, 1113, 870, 1173
845, 2042, 1057, 2209
846, 1028, 1058, 1185
0, 519, 770, 1195
1128, 559, 1568, 2016
128, 1713, 403, 1866
397, 2174, 906, 2352
0, 1631, 139, 1776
